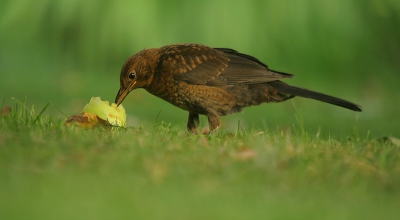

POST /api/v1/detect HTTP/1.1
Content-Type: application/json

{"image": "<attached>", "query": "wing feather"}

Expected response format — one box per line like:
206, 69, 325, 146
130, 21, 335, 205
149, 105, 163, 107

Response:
158, 44, 292, 86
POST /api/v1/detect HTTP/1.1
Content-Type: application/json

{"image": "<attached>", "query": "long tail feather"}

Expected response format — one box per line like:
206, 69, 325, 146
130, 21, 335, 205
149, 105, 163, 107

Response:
269, 81, 362, 112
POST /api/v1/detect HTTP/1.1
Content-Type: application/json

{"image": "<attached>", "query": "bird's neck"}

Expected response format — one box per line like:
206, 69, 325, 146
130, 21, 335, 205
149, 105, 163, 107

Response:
146, 72, 174, 100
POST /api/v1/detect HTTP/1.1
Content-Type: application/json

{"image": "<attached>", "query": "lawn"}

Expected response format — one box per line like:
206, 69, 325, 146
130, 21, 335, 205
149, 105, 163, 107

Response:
0, 101, 399, 220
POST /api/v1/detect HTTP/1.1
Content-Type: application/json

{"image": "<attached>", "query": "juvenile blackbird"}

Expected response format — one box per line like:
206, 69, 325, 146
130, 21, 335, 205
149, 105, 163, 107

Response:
115, 43, 362, 133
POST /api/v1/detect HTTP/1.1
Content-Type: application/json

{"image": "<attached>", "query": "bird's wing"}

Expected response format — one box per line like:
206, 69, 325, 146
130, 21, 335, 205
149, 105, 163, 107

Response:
159, 44, 292, 86
215, 48, 293, 85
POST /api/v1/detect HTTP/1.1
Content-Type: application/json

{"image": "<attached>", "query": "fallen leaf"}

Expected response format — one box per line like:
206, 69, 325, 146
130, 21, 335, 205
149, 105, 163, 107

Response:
65, 112, 109, 128
1, 106, 11, 116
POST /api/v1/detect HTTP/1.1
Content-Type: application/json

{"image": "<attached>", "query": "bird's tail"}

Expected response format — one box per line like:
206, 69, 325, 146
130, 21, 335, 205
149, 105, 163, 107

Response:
269, 81, 362, 112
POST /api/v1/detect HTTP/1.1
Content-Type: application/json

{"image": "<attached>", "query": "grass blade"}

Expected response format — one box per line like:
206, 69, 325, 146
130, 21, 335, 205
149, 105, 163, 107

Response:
32, 102, 50, 124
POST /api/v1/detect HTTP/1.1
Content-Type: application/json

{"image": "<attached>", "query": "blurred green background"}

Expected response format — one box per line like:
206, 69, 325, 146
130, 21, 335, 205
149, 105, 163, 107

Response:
1, 0, 399, 137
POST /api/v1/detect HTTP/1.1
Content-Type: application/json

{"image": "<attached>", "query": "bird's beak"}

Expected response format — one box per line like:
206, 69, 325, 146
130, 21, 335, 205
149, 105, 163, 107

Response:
115, 88, 129, 106
115, 81, 137, 106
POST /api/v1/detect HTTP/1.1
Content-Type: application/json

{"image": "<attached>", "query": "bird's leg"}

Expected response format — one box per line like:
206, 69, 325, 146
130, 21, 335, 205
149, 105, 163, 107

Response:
207, 114, 220, 132
187, 112, 199, 134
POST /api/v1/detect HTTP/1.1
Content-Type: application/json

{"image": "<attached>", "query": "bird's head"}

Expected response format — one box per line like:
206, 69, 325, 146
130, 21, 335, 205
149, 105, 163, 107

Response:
115, 49, 158, 106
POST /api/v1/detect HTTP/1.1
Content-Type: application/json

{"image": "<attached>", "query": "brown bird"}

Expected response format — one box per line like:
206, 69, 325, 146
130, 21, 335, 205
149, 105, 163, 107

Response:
115, 43, 361, 133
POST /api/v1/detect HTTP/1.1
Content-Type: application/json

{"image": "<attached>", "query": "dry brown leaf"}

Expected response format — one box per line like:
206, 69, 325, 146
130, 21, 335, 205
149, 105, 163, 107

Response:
1, 106, 11, 116
65, 112, 110, 128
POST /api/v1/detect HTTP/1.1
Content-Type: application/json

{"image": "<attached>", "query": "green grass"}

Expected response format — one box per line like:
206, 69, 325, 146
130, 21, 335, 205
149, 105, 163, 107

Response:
1, 0, 399, 137
1, 100, 399, 220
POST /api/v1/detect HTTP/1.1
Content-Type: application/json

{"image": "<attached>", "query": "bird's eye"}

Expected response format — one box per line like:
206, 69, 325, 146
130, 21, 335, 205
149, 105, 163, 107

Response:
128, 72, 136, 80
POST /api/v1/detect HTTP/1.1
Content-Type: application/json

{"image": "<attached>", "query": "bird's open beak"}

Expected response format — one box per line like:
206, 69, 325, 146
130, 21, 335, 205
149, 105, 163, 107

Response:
115, 88, 129, 106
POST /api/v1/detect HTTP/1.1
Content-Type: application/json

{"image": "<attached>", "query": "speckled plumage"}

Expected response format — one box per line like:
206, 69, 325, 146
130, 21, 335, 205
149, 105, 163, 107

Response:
116, 43, 361, 133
